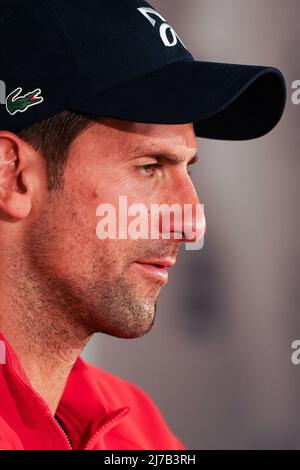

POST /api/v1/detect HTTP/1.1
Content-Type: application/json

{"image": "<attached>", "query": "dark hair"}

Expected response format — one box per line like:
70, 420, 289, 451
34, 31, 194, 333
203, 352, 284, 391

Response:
17, 111, 94, 190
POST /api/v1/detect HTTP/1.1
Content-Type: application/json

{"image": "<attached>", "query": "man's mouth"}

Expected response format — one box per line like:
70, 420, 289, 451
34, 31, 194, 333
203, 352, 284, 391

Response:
133, 259, 176, 283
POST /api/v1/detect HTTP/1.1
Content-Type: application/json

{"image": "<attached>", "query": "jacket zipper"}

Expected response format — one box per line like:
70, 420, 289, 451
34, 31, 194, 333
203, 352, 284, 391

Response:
84, 407, 130, 450
53, 416, 72, 450
4, 346, 72, 450
2, 337, 127, 451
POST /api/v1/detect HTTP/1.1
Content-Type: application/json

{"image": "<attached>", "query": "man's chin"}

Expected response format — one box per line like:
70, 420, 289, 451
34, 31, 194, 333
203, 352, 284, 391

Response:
95, 302, 157, 339
99, 322, 154, 340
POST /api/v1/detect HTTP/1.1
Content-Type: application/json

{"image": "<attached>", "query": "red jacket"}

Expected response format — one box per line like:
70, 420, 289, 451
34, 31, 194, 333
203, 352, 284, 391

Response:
0, 332, 186, 450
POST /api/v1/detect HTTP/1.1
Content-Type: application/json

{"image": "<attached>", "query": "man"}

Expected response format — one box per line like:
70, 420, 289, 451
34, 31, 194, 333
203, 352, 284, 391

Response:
0, 0, 286, 450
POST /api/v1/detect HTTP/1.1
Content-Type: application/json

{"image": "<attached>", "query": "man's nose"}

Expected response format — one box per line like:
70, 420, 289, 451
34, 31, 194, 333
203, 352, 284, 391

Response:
159, 177, 206, 242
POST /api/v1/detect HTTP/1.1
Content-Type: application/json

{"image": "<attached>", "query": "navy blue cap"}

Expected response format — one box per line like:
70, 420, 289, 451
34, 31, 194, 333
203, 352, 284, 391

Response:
0, 0, 286, 140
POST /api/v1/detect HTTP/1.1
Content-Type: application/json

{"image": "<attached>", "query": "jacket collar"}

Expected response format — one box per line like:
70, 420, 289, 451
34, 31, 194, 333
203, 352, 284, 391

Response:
0, 331, 129, 449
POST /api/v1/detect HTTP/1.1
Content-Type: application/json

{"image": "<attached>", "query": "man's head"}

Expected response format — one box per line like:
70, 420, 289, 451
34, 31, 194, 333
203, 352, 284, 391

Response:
0, 1, 286, 343
0, 113, 204, 339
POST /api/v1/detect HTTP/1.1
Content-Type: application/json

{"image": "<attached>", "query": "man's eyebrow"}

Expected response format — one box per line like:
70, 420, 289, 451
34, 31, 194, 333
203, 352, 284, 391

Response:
128, 143, 199, 165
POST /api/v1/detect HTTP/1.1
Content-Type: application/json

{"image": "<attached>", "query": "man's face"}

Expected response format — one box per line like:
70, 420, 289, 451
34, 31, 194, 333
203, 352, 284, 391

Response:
24, 119, 204, 339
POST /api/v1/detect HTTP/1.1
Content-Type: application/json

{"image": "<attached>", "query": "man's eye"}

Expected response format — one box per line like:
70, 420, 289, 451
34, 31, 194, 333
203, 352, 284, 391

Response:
138, 163, 162, 177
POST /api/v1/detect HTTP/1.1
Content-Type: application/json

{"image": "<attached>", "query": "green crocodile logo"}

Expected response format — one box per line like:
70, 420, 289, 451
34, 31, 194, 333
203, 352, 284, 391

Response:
6, 87, 44, 116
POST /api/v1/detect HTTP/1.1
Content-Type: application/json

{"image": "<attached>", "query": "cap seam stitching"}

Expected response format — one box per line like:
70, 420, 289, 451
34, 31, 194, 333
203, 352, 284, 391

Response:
198, 67, 280, 107
70, 58, 196, 105
70, 61, 258, 108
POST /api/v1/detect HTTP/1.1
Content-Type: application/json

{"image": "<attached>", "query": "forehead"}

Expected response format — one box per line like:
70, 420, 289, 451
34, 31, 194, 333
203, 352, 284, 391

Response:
88, 118, 197, 158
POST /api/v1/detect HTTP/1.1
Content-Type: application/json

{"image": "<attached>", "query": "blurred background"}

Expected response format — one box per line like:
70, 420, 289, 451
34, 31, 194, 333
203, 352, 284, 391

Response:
83, 0, 300, 449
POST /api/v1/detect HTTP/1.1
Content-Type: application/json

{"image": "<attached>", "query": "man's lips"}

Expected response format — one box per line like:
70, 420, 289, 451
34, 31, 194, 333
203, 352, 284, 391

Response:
133, 259, 176, 283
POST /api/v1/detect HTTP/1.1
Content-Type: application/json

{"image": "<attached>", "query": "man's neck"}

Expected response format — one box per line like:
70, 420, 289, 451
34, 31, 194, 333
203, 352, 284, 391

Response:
0, 278, 90, 415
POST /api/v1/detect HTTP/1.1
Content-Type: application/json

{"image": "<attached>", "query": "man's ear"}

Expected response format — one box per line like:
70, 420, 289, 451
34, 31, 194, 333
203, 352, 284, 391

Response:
0, 131, 40, 220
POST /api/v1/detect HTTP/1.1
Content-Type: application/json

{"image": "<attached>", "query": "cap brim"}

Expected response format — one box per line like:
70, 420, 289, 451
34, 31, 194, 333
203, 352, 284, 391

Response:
70, 59, 286, 141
